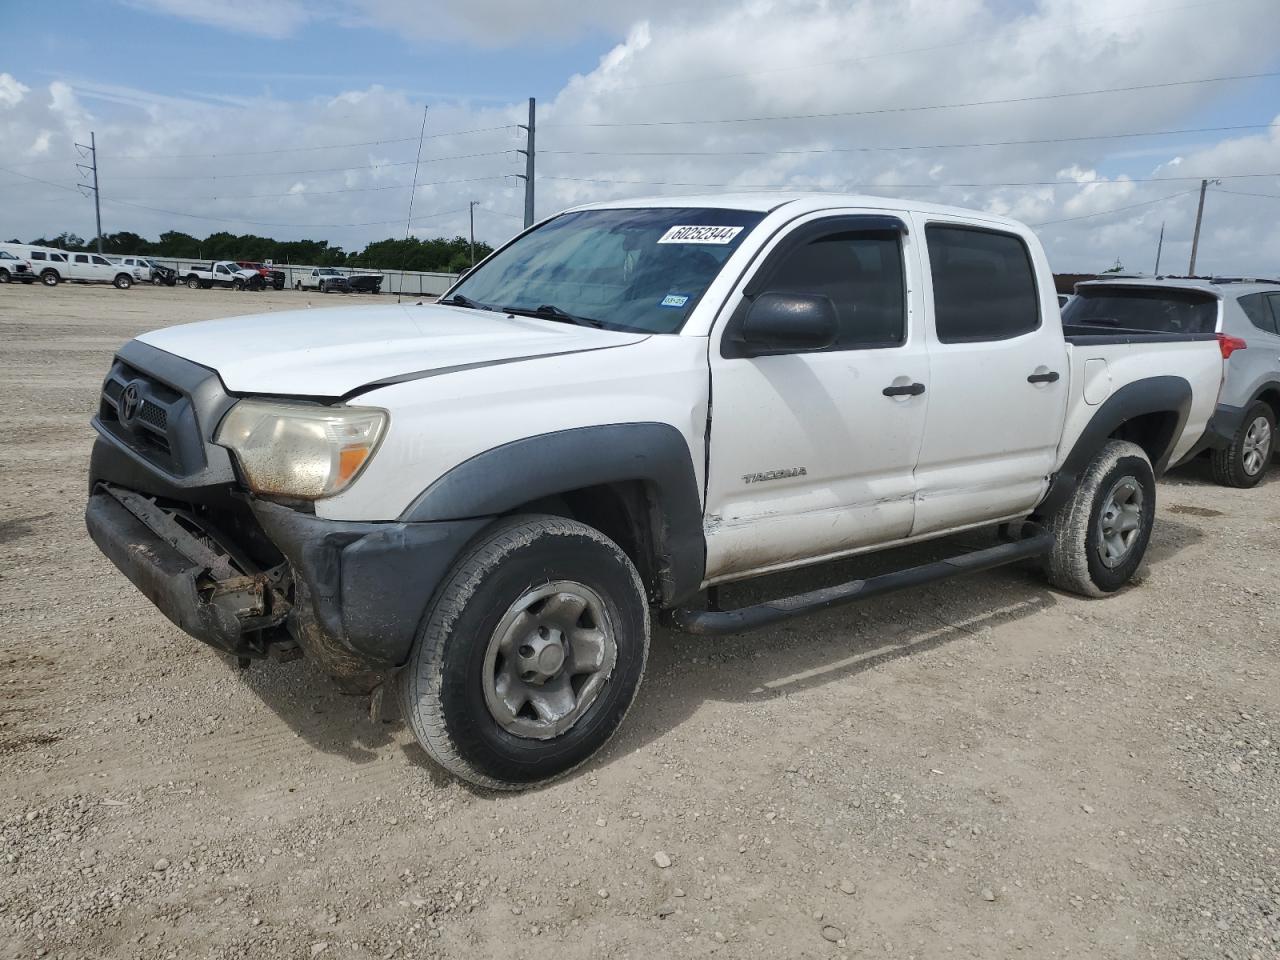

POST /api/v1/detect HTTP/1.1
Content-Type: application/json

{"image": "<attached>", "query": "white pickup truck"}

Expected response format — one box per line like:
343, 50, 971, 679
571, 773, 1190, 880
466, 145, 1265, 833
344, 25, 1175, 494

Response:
182, 261, 263, 291
86, 194, 1223, 789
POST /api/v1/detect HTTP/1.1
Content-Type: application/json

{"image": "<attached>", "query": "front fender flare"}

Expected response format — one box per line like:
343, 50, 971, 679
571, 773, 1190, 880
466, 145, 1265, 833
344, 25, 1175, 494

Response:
401, 422, 706, 606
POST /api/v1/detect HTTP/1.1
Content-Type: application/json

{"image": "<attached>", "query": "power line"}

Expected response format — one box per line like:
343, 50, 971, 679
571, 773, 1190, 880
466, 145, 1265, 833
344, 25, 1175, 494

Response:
2, 124, 519, 167
107, 150, 516, 181
538, 171, 1280, 190
100, 196, 476, 230
1029, 190, 1199, 226
542, 123, 1278, 159
1212, 187, 1280, 201
542, 70, 1280, 129
119, 175, 518, 202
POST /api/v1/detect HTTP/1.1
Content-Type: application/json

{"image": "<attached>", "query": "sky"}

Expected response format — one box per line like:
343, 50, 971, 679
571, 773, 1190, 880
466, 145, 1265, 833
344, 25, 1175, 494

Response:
1, 0, 1278, 274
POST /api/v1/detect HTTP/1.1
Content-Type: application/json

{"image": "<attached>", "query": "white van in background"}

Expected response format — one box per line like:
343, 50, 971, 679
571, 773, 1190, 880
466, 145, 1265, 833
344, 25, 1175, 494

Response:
0, 244, 137, 288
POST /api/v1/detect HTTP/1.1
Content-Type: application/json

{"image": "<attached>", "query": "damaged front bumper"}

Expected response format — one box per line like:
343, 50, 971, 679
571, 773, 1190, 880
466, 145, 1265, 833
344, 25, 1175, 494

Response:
87, 478, 490, 690
86, 484, 290, 655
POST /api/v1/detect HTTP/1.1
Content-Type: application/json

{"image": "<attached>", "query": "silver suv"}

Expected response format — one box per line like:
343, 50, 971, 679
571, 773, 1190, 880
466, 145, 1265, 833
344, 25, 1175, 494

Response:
1066, 277, 1280, 487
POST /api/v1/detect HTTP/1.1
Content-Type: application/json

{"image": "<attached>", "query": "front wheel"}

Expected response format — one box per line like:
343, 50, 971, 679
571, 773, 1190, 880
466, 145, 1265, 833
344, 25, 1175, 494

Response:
1041, 439, 1156, 597
399, 515, 650, 790
41, 270, 60, 287
114, 274, 132, 289
232, 278, 244, 291
1210, 402, 1274, 488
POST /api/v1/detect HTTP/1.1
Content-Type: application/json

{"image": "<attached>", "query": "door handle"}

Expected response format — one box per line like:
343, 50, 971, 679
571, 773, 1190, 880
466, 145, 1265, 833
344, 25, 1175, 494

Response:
883, 382, 926, 397
1027, 371, 1060, 383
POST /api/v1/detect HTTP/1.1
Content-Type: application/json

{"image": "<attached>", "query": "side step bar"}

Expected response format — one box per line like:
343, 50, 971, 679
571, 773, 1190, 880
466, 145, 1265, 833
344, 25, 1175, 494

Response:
669, 527, 1055, 637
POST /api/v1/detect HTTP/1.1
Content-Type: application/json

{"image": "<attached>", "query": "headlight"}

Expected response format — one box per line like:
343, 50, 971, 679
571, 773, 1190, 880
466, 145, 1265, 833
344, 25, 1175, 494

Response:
215, 400, 387, 500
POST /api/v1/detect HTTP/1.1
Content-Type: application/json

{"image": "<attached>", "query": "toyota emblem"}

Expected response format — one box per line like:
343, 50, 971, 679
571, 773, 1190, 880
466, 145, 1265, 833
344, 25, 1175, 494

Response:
119, 382, 143, 427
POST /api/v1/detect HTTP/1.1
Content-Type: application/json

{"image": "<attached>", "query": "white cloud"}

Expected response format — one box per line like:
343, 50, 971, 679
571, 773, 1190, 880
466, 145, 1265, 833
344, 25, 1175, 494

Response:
5, 0, 1279, 275
121, 0, 317, 38
0, 73, 29, 108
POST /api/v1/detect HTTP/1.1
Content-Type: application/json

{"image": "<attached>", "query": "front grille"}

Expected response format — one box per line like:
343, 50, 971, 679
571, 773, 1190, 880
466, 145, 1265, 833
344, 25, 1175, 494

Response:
138, 400, 168, 431
97, 359, 198, 475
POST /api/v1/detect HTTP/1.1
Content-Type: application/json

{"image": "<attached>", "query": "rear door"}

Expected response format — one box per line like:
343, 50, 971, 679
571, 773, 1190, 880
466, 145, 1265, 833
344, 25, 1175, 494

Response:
1236, 292, 1280, 397
910, 217, 1069, 536
704, 211, 930, 581
69, 253, 98, 281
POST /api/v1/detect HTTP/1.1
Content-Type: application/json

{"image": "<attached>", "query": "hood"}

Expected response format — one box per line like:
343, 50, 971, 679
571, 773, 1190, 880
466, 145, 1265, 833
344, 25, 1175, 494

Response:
137, 302, 650, 397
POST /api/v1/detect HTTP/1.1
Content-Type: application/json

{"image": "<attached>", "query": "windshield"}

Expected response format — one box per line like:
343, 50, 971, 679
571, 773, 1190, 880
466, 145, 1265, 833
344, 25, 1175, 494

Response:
317, 268, 339, 275
1063, 286, 1219, 334
447, 207, 765, 334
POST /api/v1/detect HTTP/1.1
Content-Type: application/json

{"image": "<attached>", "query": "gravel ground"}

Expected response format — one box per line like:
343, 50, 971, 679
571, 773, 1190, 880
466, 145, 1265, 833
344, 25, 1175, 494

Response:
1, 281, 1278, 960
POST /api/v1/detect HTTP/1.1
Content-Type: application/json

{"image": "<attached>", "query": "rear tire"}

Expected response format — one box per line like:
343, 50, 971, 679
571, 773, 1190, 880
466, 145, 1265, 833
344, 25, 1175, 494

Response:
1042, 439, 1156, 597
398, 514, 650, 790
186, 276, 199, 289
1210, 402, 1274, 488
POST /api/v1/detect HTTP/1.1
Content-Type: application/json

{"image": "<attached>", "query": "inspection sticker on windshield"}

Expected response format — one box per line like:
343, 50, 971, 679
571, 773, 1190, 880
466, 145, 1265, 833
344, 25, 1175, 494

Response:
660, 293, 690, 308
657, 225, 744, 245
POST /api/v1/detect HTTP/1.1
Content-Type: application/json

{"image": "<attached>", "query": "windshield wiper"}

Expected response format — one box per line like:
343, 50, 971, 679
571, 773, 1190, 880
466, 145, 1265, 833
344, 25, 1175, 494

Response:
1076, 316, 1123, 326
502, 303, 605, 329
438, 293, 497, 311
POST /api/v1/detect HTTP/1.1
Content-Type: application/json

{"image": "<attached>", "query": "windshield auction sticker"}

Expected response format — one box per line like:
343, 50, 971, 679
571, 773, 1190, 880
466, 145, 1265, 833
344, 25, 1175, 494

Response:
657, 225, 744, 245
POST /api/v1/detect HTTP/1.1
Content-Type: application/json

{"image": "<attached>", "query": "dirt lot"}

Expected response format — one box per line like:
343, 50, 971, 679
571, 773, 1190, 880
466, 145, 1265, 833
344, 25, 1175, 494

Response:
1, 280, 1278, 960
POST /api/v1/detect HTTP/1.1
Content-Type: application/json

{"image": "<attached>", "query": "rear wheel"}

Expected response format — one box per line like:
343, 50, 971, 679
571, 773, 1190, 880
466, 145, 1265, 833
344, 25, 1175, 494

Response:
399, 515, 650, 790
41, 270, 60, 287
1210, 402, 1274, 488
1041, 439, 1156, 597
114, 274, 132, 289
186, 276, 200, 289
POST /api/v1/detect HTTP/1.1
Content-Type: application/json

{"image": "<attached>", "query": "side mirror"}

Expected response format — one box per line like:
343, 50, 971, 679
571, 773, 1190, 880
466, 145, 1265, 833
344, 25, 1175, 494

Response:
732, 292, 838, 357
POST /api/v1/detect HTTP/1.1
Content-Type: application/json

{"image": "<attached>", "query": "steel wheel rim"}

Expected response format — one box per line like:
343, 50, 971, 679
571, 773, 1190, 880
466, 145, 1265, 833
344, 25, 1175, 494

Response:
482, 581, 617, 740
1097, 476, 1145, 568
1242, 416, 1272, 476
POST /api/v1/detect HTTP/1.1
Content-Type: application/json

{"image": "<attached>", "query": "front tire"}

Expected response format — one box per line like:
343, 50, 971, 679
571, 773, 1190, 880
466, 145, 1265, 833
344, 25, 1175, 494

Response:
114, 274, 132, 289
1210, 402, 1274, 488
41, 270, 60, 287
1042, 439, 1156, 597
0, 269, 9, 283
399, 515, 650, 790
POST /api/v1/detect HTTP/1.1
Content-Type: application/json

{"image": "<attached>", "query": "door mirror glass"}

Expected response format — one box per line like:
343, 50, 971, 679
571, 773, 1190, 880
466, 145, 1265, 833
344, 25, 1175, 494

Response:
735, 292, 838, 357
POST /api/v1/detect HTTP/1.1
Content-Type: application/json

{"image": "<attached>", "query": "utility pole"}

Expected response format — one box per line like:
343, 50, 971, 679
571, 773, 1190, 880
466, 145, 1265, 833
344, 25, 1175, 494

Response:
517, 97, 536, 228
1188, 178, 1220, 276
75, 131, 103, 253
1153, 221, 1165, 276
469, 200, 479, 266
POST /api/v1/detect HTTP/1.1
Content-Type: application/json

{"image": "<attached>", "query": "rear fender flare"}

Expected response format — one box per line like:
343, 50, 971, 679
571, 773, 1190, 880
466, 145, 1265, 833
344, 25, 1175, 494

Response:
401, 422, 706, 605
1039, 376, 1191, 514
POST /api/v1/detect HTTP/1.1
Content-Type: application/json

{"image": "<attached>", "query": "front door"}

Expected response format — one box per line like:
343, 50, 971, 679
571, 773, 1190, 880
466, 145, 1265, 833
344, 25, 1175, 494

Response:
704, 212, 930, 582
909, 216, 1068, 536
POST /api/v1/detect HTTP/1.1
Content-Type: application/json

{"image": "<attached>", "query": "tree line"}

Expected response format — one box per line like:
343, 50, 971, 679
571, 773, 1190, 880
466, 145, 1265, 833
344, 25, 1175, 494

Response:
11, 230, 495, 274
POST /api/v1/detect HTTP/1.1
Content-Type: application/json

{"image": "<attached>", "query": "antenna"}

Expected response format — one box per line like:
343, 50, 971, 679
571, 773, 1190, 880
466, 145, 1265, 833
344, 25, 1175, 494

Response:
398, 105, 429, 304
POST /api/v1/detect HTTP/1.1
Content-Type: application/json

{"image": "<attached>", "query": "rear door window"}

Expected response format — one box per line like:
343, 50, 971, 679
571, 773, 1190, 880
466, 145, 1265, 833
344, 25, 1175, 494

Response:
74, 254, 89, 264
925, 225, 1040, 342
1266, 294, 1280, 335
1062, 287, 1218, 334
1239, 293, 1276, 334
